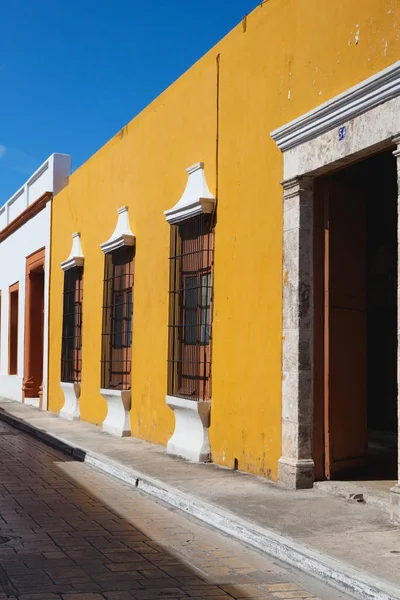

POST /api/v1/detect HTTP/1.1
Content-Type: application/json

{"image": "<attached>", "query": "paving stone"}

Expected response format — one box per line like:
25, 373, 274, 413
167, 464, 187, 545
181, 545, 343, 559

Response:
10, 571, 53, 587
222, 584, 267, 597
267, 584, 303, 592
61, 594, 104, 600
135, 578, 181, 588
103, 594, 135, 600
2, 559, 30, 574
271, 593, 318, 599
69, 582, 103, 593
106, 562, 148, 572
132, 591, 187, 599
45, 566, 89, 579
182, 587, 230, 596
18, 595, 62, 600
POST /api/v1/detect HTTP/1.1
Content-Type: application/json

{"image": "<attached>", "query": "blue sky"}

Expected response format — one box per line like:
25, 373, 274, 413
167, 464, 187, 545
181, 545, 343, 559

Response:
0, 0, 259, 204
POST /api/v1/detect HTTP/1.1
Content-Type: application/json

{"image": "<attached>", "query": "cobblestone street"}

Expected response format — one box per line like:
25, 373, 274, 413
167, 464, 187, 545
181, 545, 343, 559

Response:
0, 421, 354, 600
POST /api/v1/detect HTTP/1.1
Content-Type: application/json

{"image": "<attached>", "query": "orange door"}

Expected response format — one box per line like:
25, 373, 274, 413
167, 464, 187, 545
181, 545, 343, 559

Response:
324, 178, 368, 479
29, 268, 44, 398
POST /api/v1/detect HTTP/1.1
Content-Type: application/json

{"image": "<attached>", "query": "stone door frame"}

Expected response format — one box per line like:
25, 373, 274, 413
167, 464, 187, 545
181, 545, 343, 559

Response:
270, 60, 400, 517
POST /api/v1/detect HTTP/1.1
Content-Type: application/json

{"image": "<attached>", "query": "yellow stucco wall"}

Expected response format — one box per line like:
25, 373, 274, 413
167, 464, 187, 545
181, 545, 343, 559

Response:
49, 0, 400, 480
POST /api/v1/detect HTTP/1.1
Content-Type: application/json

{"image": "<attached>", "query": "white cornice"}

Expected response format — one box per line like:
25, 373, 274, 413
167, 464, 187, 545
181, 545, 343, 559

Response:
100, 206, 135, 254
0, 153, 71, 232
271, 60, 400, 152
164, 162, 216, 225
61, 232, 84, 271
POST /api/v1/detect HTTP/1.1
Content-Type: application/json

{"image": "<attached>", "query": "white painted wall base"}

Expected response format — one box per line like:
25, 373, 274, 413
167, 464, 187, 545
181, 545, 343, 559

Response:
166, 395, 211, 462
100, 388, 131, 437
60, 382, 81, 421
24, 397, 40, 409
0, 375, 23, 403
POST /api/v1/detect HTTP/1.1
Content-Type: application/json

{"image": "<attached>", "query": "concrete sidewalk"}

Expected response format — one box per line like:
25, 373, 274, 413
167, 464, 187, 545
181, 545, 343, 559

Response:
0, 399, 399, 600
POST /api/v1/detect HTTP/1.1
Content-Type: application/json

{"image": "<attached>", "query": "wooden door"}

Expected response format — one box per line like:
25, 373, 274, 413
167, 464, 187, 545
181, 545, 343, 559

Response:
324, 178, 368, 478
26, 268, 45, 398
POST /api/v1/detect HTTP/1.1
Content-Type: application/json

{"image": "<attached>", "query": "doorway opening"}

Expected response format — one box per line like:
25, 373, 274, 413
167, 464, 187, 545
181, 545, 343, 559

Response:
313, 149, 398, 488
22, 249, 45, 407
8, 283, 19, 375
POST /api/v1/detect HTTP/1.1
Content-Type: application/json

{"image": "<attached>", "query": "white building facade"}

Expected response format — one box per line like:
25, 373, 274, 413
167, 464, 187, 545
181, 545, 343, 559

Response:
0, 154, 71, 408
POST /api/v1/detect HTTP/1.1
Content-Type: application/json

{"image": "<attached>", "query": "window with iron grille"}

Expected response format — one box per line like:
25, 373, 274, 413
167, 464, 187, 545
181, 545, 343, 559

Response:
61, 267, 83, 383
168, 214, 214, 401
101, 246, 134, 390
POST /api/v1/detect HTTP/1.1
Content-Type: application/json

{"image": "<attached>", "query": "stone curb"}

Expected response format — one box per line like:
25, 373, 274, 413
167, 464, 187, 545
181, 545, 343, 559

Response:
0, 408, 399, 600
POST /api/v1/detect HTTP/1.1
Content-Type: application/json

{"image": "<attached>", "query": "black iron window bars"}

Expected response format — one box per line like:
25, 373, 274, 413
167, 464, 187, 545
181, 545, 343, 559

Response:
61, 266, 83, 383
101, 246, 134, 390
167, 213, 214, 402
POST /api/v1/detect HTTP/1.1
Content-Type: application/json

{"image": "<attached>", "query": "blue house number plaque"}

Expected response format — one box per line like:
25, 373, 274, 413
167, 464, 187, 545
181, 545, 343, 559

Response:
338, 125, 347, 141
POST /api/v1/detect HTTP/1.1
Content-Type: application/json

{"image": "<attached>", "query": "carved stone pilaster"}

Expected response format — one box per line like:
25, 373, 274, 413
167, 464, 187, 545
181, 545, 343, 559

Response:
278, 176, 315, 489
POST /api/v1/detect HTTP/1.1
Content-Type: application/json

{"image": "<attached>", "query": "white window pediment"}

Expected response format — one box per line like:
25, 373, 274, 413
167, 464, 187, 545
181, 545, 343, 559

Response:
61, 232, 84, 271
100, 206, 135, 254
164, 162, 216, 225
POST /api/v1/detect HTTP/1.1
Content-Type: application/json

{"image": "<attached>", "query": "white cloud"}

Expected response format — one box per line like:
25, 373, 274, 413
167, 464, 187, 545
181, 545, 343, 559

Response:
0, 145, 5, 158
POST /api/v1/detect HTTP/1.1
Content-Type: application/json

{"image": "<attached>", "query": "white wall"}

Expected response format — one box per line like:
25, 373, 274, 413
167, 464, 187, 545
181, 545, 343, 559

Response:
8, 190, 25, 223
0, 206, 50, 402
0, 153, 71, 406
0, 206, 6, 230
